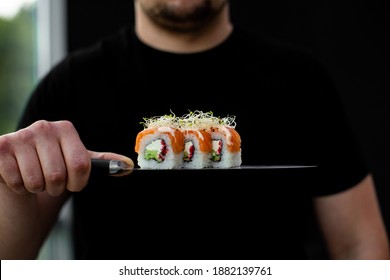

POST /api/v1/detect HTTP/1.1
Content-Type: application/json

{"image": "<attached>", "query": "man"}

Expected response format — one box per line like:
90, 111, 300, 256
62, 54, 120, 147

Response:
0, 0, 389, 259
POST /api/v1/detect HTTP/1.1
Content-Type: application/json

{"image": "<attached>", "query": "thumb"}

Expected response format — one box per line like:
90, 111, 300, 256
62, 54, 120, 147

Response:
88, 150, 134, 176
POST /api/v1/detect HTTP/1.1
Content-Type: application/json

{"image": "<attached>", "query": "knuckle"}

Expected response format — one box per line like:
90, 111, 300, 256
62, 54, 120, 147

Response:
18, 128, 35, 143
57, 120, 76, 132
25, 175, 44, 193
0, 136, 12, 153
31, 120, 50, 131
29, 120, 54, 138
66, 158, 90, 192
27, 120, 77, 142
71, 158, 90, 175
7, 176, 25, 191
46, 171, 66, 186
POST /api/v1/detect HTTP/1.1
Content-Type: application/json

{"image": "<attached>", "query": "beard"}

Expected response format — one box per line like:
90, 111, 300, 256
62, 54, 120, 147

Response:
139, 0, 228, 32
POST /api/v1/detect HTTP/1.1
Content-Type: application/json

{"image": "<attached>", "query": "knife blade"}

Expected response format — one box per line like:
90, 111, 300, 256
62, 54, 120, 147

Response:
91, 158, 316, 174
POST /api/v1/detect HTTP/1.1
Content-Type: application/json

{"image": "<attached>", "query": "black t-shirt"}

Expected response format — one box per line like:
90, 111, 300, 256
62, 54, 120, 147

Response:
18, 25, 367, 260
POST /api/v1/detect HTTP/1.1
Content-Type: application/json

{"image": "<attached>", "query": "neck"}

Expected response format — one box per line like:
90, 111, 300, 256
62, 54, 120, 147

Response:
134, 2, 233, 53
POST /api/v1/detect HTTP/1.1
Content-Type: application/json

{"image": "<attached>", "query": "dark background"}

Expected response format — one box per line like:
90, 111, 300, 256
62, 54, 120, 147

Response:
66, 0, 389, 258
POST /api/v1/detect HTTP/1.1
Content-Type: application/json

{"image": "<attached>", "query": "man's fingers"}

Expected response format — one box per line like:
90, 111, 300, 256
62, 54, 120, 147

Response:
36, 139, 67, 197
15, 148, 45, 194
0, 120, 90, 195
0, 153, 27, 195
55, 121, 91, 192
0, 129, 43, 195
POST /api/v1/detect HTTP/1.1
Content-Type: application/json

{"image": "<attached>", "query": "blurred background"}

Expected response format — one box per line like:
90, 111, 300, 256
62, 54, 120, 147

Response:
0, 0, 71, 259
0, 0, 389, 259
0, 0, 37, 135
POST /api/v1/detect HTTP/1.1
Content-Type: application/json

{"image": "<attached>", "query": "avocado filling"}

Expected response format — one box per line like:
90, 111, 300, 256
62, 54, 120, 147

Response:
211, 139, 222, 162
144, 139, 167, 162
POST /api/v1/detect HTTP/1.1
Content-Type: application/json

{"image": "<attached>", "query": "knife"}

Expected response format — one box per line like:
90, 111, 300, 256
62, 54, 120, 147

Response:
91, 158, 316, 175
91, 159, 133, 175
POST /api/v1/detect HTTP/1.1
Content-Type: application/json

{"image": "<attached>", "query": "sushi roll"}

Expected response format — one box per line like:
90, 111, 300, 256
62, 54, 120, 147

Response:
181, 129, 212, 169
135, 114, 184, 169
135, 111, 242, 169
135, 127, 184, 169
208, 125, 242, 168
178, 111, 213, 169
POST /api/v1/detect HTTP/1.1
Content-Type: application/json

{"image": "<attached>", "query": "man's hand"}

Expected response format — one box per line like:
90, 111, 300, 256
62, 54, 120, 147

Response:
0, 120, 134, 196
0, 120, 134, 259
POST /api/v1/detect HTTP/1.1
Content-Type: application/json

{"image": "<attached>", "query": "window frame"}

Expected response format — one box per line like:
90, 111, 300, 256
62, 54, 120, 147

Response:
36, 0, 73, 260
37, 0, 67, 79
